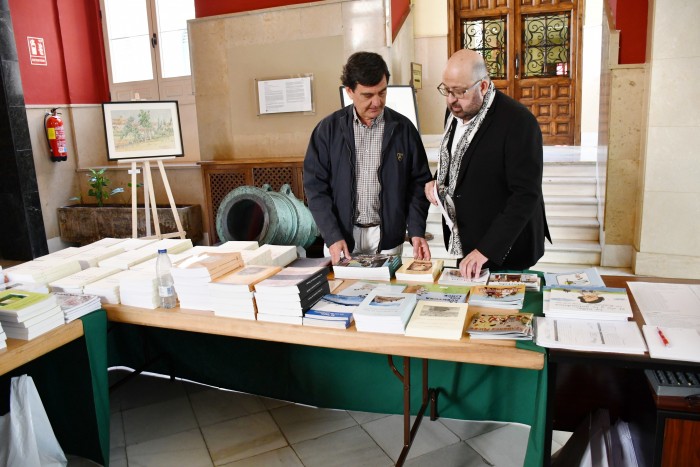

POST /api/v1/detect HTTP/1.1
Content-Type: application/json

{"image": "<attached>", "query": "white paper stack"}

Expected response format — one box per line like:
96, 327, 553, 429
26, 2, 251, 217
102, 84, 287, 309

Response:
49, 266, 122, 294
0, 323, 6, 350
216, 241, 259, 252
208, 265, 283, 319
53, 292, 102, 323
86, 237, 129, 249
110, 238, 158, 251
149, 238, 194, 255
4, 259, 83, 292
118, 270, 160, 309
0, 289, 64, 340
240, 248, 273, 266
172, 252, 244, 310
98, 238, 192, 270
254, 266, 330, 324
255, 244, 298, 267
34, 247, 83, 262
70, 246, 126, 269
83, 270, 133, 304
354, 290, 418, 334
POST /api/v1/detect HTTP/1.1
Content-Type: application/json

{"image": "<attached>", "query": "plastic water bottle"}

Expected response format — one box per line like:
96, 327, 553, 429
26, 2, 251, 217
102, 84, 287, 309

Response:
156, 249, 177, 309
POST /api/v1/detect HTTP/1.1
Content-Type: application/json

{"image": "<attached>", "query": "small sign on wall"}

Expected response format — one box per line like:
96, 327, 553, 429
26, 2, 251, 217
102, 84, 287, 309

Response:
411, 63, 422, 90
27, 37, 47, 66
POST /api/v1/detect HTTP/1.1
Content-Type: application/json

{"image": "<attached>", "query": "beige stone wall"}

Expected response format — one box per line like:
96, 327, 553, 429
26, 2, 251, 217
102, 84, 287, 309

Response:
633, 0, 700, 278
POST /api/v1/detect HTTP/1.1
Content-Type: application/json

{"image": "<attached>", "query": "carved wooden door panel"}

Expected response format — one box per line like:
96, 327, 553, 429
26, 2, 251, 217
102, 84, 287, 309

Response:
449, 0, 580, 145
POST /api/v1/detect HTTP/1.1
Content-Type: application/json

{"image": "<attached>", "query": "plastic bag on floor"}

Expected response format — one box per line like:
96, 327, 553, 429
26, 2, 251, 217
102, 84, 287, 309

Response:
0, 375, 67, 467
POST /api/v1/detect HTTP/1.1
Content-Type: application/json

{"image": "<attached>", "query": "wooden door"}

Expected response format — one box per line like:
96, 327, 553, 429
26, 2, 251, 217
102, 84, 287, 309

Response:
448, 0, 581, 145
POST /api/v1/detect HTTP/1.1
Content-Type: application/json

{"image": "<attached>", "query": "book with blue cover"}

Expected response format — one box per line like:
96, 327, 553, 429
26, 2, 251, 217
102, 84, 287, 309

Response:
354, 290, 417, 334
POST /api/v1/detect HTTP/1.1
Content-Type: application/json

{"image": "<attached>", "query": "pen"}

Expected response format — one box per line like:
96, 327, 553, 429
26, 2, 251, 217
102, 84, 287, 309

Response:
657, 327, 671, 347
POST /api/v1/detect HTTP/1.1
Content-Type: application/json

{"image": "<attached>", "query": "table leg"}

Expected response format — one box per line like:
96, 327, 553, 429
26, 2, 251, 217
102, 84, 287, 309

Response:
388, 355, 438, 466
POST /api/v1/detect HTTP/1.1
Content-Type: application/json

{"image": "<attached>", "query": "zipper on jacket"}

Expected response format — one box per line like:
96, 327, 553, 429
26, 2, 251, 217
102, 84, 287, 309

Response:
375, 124, 396, 253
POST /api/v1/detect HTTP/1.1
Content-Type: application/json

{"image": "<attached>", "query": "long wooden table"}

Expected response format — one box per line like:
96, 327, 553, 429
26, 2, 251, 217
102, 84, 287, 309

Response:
106, 302, 545, 465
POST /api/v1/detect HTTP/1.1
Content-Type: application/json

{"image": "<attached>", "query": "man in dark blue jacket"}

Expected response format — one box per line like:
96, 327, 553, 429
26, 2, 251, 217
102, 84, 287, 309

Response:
304, 52, 432, 264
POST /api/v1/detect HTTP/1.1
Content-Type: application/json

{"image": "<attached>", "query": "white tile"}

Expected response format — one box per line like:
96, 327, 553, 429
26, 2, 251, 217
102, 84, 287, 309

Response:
362, 415, 460, 461
126, 428, 213, 467
201, 411, 287, 465
464, 422, 531, 467
404, 441, 491, 467
109, 446, 127, 467
122, 396, 198, 446
348, 410, 390, 425
190, 387, 267, 427
219, 447, 303, 467
110, 371, 187, 412
270, 404, 357, 444
292, 425, 392, 467
259, 395, 291, 411
439, 418, 511, 440
110, 411, 125, 449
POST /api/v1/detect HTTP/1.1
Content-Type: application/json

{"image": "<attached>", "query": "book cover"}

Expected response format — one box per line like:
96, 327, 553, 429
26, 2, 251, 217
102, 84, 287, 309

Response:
404, 300, 469, 340
403, 283, 468, 303
547, 286, 633, 320
467, 312, 534, 340
0, 289, 56, 320
394, 259, 444, 282
254, 266, 328, 293
543, 268, 605, 287
468, 285, 526, 309
332, 254, 401, 280
437, 268, 489, 286
488, 273, 541, 291
211, 265, 282, 292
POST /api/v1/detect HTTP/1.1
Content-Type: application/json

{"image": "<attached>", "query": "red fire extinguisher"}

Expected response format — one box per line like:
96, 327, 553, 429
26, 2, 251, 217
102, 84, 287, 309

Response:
44, 108, 68, 162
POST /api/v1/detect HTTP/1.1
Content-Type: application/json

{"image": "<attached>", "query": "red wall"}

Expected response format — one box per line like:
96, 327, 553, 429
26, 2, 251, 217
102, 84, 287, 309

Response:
608, 0, 648, 64
195, 0, 320, 18
8, 0, 108, 105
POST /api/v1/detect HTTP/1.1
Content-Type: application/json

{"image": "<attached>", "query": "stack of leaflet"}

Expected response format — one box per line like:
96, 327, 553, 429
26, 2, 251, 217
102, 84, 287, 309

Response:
354, 289, 417, 334
118, 270, 159, 309
216, 241, 259, 252
171, 252, 244, 310
255, 244, 298, 267
332, 254, 401, 281
109, 238, 158, 251
543, 267, 604, 287
466, 312, 534, 340
83, 270, 132, 304
488, 272, 541, 292
240, 248, 273, 266
4, 259, 82, 293
544, 286, 633, 321
0, 289, 64, 340
468, 284, 526, 310
437, 268, 489, 286
254, 265, 330, 325
405, 300, 470, 340
394, 259, 444, 283
209, 265, 282, 319
34, 247, 83, 262
98, 238, 192, 270
70, 246, 125, 269
53, 292, 102, 323
48, 266, 121, 294
302, 280, 404, 329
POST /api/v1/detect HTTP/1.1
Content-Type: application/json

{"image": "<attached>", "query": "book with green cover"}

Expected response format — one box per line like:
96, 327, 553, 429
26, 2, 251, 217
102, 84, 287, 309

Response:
0, 289, 57, 322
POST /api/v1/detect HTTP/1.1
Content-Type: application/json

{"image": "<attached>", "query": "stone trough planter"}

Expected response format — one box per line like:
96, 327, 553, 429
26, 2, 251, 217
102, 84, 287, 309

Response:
57, 204, 202, 246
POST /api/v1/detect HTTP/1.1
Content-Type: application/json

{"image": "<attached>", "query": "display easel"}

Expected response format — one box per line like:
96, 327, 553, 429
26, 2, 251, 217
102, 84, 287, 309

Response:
119, 157, 185, 240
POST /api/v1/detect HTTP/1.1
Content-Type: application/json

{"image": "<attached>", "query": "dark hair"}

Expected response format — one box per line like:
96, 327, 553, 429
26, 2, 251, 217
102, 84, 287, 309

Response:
341, 52, 390, 90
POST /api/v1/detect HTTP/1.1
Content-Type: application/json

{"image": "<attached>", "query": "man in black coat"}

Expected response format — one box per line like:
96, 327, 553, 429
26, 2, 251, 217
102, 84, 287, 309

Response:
425, 49, 550, 278
304, 52, 432, 264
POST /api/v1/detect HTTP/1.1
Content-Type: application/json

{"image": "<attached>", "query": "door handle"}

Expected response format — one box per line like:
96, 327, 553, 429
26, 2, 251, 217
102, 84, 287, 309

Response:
515, 54, 519, 79
151, 33, 158, 48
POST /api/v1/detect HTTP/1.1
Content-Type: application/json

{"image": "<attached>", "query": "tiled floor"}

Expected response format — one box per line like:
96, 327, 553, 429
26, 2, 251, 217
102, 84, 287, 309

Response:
108, 369, 541, 467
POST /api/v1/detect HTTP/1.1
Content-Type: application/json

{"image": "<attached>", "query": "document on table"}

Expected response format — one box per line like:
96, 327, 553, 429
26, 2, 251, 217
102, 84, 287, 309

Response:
642, 325, 700, 363
535, 317, 648, 354
626, 282, 700, 329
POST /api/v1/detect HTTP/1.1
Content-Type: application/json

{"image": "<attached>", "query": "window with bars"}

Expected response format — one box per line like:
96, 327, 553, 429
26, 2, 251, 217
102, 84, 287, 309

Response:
521, 13, 570, 78
461, 17, 507, 79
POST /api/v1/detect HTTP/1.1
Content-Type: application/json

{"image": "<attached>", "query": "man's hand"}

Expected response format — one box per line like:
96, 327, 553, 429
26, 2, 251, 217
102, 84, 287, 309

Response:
411, 237, 431, 261
329, 240, 351, 264
424, 180, 438, 206
459, 249, 487, 279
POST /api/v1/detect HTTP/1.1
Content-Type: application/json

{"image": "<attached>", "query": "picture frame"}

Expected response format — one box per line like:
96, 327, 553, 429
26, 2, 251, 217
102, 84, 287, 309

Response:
101, 101, 184, 161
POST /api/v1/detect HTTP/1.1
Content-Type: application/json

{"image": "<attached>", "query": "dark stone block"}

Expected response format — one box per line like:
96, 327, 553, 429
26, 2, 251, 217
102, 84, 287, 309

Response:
0, 12, 18, 62
8, 99, 31, 151
15, 149, 37, 189
0, 0, 10, 13
2, 59, 25, 108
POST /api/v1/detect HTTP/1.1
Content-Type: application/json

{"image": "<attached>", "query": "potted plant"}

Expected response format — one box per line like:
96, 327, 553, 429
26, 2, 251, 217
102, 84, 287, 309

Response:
58, 168, 202, 245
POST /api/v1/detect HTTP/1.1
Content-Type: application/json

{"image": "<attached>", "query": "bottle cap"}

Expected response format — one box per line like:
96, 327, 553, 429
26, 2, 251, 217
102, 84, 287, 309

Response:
158, 249, 167, 254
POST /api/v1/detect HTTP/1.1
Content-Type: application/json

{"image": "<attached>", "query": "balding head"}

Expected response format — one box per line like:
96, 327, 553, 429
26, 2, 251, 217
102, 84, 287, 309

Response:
443, 49, 489, 85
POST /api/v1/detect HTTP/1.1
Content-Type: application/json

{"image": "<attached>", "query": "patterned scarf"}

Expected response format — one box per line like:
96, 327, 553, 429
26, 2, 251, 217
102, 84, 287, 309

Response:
436, 81, 496, 256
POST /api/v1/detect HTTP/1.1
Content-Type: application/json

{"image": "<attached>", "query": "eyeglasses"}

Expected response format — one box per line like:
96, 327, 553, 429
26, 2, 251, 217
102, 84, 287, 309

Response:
437, 77, 487, 99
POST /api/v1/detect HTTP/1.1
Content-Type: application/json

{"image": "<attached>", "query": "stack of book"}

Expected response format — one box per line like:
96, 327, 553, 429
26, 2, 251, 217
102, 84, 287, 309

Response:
240, 248, 273, 266
208, 265, 282, 320
34, 247, 83, 262
70, 246, 126, 269
0, 289, 64, 340
118, 270, 160, 309
48, 266, 121, 294
437, 268, 489, 286
171, 252, 244, 310
466, 312, 534, 340
302, 279, 392, 329
488, 273, 541, 292
4, 259, 83, 293
543, 267, 604, 287
83, 270, 132, 304
255, 244, 298, 267
53, 292, 102, 323
544, 286, 633, 321
404, 300, 469, 340
394, 259, 444, 283
468, 284, 526, 310
354, 289, 417, 334
403, 283, 468, 304
108, 238, 158, 251
253, 265, 330, 324
99, 238, 192, 270
332, 254, 401, 281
